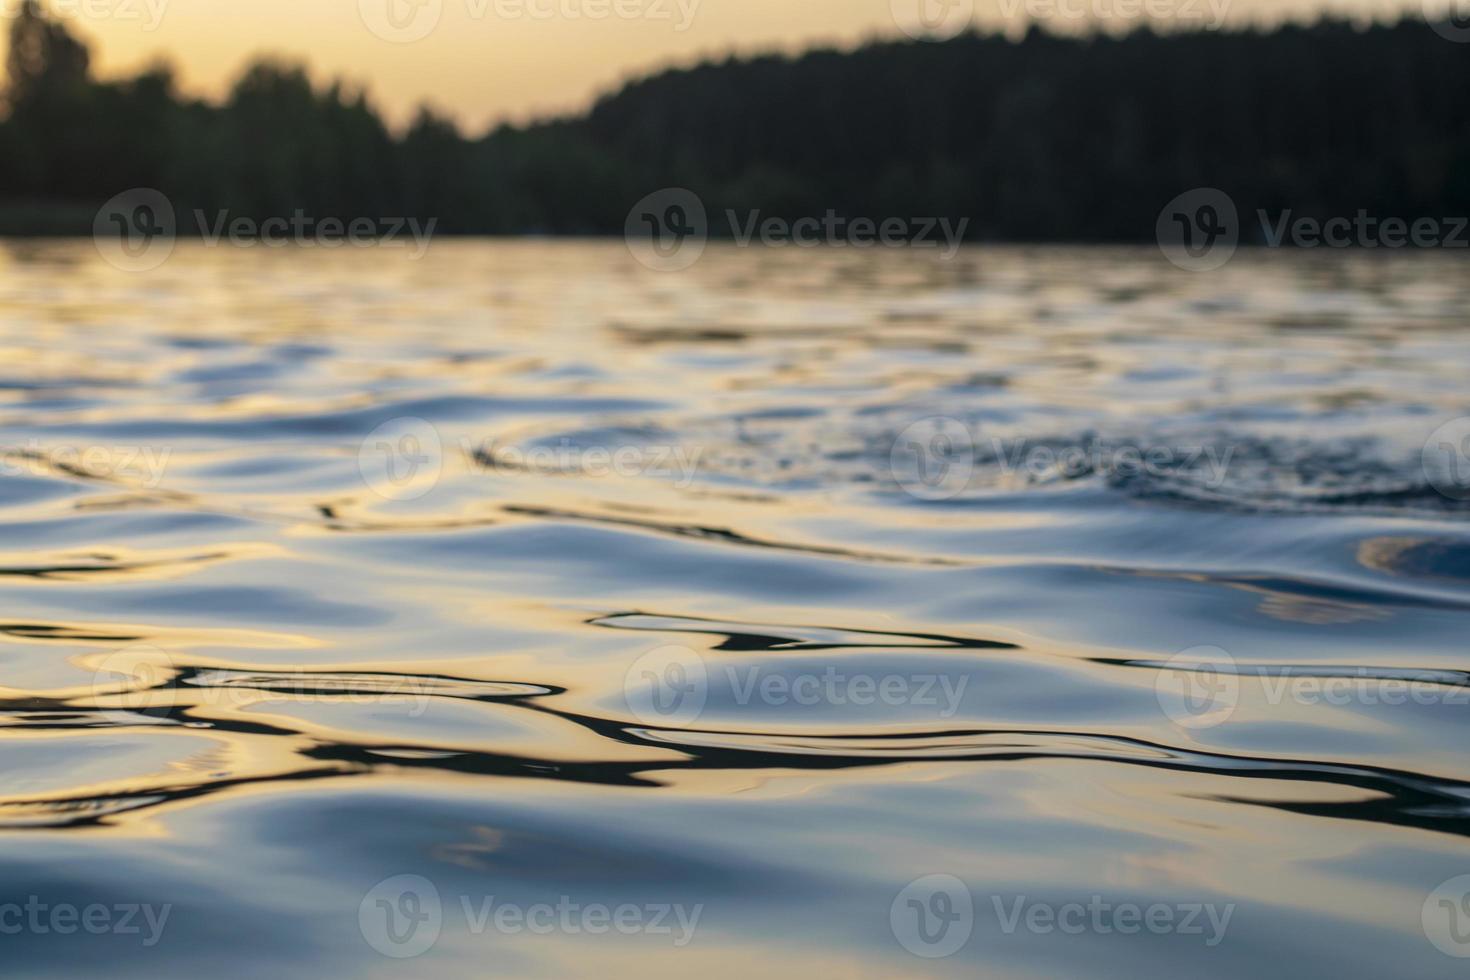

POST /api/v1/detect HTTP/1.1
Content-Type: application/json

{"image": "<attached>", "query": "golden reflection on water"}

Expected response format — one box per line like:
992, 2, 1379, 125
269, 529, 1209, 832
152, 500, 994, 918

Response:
1, 241, 1469, 975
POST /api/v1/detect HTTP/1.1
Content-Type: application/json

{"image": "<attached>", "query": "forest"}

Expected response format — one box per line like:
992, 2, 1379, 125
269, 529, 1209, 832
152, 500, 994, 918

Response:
2, 0, 1468, 240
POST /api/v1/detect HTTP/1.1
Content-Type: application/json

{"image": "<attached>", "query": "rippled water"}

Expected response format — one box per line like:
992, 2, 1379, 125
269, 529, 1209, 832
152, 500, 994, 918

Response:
2, 240, 1470, 977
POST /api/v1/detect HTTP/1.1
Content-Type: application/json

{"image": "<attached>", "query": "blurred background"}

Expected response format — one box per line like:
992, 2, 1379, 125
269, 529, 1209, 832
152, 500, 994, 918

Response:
5, 4, 1470, 978
2, 0, 1468, 237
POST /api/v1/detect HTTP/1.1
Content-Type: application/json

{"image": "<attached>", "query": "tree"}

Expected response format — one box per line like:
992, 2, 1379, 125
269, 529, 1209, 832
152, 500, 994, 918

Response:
6, 0, 89, 109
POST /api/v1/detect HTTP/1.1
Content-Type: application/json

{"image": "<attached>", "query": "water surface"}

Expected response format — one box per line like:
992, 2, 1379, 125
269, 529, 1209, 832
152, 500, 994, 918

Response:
1, 241, 1469, 977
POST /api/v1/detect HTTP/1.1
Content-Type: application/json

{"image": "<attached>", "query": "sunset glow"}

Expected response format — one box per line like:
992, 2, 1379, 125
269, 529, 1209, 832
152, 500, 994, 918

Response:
58, 0, 1426, 127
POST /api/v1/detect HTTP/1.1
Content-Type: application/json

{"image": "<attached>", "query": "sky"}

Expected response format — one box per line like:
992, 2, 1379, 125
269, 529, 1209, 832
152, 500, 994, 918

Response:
26, 0, 1438, 129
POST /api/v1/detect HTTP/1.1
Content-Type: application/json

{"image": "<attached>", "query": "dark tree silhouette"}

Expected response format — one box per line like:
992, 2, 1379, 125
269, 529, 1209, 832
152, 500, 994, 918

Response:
2, 3, 1469, 240
6, 0, 88, 105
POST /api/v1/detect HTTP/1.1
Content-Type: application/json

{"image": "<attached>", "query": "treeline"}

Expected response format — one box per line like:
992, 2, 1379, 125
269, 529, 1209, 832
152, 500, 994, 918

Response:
2, 0, 1469, 240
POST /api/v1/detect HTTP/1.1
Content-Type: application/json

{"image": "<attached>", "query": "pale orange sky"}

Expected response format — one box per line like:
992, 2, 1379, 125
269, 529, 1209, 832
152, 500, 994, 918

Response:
37, 0, 1431, 129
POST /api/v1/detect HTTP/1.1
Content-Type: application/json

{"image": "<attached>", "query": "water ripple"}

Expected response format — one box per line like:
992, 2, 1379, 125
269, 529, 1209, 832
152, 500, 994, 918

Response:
1, 243, 1468, 976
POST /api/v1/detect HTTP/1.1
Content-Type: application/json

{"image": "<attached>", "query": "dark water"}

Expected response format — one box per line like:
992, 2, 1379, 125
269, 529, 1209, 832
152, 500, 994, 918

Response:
2, 240, 1470, 977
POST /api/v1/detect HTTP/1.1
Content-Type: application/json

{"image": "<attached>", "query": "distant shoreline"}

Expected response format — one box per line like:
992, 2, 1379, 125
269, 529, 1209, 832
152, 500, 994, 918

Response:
4, 8, 1469, 243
